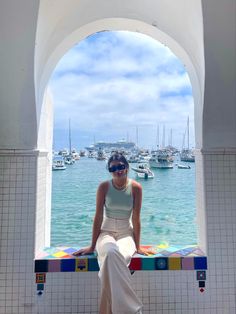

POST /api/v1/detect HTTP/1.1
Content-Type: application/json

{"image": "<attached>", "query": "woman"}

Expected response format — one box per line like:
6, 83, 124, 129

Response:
73, 152, 148, 314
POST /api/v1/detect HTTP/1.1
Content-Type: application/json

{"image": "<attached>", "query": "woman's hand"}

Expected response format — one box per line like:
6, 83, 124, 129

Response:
72, 246, 95, 256
136, 247, 156, 256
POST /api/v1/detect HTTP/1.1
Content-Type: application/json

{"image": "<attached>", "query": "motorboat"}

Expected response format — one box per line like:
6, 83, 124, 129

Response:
180, 149, 195, 162
131, 164, 154, 179
177, 164, 191, 169
64, 155, 75, 165
131, 164, 150, 173
149, 149, 174, 169
137, 170, 154, 179
52, 156, 66, 170
180, 117, 195, 162
97, 148, 106, 160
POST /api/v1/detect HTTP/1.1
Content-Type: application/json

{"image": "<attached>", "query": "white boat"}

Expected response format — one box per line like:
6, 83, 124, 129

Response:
87, 150, 96, 158
180, 149, 195, 162
149, 149, 174, 169
132, 164, 154, 179
64, 119, 76, 165
131, 164, 150, 173
137, 170, 154, 179
71, 149, 80, 160
64, 155, 75, 165
97, 148, 106, 160
79, 150, 86, 157
180, 117, 195, 162
52, 156, 66, 170
127, 155, 139, 163
177, 164, 191, 169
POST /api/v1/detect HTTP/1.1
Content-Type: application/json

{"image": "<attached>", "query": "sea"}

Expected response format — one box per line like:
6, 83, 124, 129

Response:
51, 157, 197, 248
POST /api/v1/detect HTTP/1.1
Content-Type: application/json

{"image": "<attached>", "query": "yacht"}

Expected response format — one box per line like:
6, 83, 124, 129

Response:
180, 116, 195, 162
96, 148, 106, 160
52, 156, 66, 170
131, 164, 154, 179
149, 149, 174, 169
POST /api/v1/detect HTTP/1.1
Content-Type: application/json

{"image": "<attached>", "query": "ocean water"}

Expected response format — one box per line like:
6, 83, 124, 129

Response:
51, 157, 197, 248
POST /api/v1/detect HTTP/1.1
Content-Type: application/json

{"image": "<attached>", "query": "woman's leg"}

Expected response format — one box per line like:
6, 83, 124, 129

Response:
96, 232, 143, 314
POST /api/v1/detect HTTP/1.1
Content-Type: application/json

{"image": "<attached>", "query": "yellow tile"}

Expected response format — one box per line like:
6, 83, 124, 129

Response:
168, 257, 181, 270
53, 251, 67, 258
76, 258, 88, 272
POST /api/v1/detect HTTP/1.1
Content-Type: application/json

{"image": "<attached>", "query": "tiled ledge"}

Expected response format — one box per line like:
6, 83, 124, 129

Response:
34, 245, 207, 272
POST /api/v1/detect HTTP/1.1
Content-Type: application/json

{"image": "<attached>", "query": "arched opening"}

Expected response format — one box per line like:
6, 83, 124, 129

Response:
35, 18, 205, 254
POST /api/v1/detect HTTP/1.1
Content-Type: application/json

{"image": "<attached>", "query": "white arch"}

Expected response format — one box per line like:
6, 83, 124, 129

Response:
36, 17, 204, 150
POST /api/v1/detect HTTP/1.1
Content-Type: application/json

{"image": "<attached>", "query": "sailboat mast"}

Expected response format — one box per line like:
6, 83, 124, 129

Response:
69, 118, 72, 155
156, 124, 159, 148
136, 126, 139, 148
162, 125, 165, 148
169, 128, 173, 146
187, 116, 189, 150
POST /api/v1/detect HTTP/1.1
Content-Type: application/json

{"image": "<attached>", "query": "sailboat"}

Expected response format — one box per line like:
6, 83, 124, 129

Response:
180, 117, 195, 162
64, 119, 76, 165
149, 125, 174, 169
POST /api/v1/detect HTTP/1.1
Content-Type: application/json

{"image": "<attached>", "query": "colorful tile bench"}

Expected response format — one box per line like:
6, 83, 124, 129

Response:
35, 245, 207, 272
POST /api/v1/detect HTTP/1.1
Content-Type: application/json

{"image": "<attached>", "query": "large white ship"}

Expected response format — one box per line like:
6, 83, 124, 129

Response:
85, 139, 136, 152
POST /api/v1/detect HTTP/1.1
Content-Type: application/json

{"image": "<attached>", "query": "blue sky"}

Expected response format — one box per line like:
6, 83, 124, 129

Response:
49, 31, 194, 150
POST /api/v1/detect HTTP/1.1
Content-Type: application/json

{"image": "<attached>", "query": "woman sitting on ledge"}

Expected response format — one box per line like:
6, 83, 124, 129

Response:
73, 152, 149, 314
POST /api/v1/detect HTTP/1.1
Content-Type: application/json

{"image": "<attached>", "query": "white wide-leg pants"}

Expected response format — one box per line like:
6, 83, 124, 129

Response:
96, 218, 143, 314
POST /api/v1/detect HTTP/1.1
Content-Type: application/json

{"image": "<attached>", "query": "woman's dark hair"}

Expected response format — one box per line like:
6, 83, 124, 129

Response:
107, 152, 129, 169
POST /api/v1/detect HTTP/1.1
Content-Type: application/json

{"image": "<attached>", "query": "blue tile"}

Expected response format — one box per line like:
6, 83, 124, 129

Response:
35, 260, 48, 273
61, 259, 75, 272
194, 257, 207, 270
142, 257, 155, 270
155, 257, 168, 270
37, 284, 44, 291
88, 258, 99, 271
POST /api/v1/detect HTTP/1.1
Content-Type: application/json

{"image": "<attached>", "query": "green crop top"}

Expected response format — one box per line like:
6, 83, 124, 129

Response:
104, 179, 133, 219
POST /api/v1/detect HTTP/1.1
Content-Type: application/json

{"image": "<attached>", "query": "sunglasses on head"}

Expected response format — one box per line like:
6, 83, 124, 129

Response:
108, 163, 126, 173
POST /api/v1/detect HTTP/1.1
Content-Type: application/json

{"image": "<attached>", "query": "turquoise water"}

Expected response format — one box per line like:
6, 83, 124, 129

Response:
51, 158, 197, 247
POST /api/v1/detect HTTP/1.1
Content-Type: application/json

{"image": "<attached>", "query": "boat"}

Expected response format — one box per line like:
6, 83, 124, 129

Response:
127, 155, 139, 163
137, 170, 154, 179
64, 119, 76, 165
79, 150, 86, 157
131, 164, 154, 179
64, 155, 75, 165
177, 164, 191, 169
87, 150, 96, 158
52, 156, 66, 170
96, 148, 106, 160
149, 149, 174, 169
131, 164, 150, 173
71, 149, 80, 160
180, 117, 195, 162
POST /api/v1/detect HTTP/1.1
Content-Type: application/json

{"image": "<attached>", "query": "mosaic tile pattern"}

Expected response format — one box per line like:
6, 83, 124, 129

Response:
35, 245, 207, 272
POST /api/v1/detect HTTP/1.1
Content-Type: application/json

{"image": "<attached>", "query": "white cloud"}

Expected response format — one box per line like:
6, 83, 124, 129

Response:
49, 31, 194, 149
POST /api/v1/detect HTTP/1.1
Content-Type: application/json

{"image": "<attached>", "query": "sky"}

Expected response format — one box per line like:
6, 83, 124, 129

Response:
49, 31, 195, 151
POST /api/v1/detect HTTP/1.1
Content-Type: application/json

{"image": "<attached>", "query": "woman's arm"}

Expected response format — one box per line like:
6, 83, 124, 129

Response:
132, 181, 150, 256
132, 181, 144, 253
73, 181, 108, 256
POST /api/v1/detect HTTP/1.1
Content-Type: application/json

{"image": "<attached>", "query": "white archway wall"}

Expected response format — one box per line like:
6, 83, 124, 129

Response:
202, 0, 236, 149
0, 0, 39, 149
35, 0, 204, 149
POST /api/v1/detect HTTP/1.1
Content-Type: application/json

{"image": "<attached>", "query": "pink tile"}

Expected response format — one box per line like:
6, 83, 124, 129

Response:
35, 251, 49, 258
181, 257, 194, 270
48, 259, 61, 272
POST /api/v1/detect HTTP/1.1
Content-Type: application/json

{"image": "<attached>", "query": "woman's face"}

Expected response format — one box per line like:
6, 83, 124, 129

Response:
108, 160, 128, 178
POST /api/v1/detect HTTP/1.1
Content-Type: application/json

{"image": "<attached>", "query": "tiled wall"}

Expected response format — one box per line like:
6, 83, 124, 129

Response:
0, 149, 236, 313
0, 150, 37, 314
